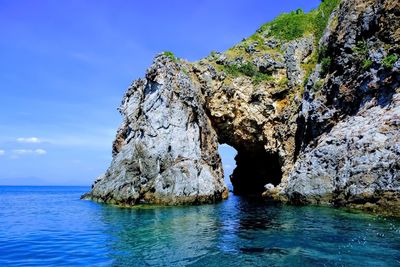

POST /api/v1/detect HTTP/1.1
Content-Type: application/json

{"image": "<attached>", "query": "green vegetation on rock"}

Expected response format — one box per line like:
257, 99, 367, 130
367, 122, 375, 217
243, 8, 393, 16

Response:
362, 59, 373, 70
258, 0, 340, 41
353, 40, 368, 58
222, 62, 273, 85
163, 51, 177, 62
320, 57, 332, 76
204, 0, 341, 87
382, 54, 398, 69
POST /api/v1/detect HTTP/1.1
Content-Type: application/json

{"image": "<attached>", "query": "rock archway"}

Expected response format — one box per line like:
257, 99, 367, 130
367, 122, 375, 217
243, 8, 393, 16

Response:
230, 146, 282, 196
82, 0, 400, 216
82, 54, 295, 205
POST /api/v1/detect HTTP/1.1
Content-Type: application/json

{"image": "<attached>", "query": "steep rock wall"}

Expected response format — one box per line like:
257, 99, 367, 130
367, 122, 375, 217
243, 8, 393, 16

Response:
282, 0, 400, 215
82, 57, 227, 205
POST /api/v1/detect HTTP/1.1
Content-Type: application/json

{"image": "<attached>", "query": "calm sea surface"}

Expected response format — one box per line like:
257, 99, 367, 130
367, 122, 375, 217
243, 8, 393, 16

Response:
0, 186, 399, 266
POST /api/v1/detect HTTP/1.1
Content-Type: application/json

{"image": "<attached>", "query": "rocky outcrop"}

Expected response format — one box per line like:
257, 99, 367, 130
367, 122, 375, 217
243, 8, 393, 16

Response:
281, 0, 400, 214
84, 0, 400, 215
286, 95, 400, 212
82, 56, 227, 205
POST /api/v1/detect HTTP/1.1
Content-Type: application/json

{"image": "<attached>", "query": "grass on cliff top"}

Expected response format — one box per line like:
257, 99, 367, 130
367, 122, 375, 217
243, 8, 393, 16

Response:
206, 0, 341, 87
258, 0, 341, 42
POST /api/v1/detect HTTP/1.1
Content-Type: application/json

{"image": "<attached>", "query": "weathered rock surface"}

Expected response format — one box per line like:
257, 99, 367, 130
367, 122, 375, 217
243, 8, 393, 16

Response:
286, 94, 400, 214
281, 0, 400, 215
84, 0, 400, 215
82, 55, 227, 205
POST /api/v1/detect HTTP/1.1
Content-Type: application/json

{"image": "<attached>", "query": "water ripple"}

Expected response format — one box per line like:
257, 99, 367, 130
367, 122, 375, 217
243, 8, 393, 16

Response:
0, 186, 399, 266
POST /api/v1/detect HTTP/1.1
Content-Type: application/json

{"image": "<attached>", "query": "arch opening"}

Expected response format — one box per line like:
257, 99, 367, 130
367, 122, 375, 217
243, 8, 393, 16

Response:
218, 144, 237, 192
230, 146, 282, 197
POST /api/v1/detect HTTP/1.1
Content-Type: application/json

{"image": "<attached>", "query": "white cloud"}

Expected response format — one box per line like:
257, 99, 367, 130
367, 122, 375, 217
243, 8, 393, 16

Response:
35, 149, 47, 155
0, 150, 5, 156
12, 149, 47, 156
17, 137, 42, 143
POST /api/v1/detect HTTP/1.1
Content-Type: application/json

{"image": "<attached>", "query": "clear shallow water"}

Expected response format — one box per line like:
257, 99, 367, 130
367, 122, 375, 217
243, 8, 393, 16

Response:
0, 186, 400, 267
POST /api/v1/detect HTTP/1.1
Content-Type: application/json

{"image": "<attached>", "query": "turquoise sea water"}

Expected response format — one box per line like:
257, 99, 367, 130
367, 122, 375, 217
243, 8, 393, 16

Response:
0, 186, 399, 266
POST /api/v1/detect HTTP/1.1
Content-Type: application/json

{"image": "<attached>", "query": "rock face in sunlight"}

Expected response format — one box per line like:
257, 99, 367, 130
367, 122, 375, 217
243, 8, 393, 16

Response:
283, 0, 400, 215
82, 55, 227, 205
84, 0, 400, 215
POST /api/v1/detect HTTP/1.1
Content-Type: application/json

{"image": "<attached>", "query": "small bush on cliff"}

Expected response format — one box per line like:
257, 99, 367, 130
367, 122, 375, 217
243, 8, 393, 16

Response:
223, 62, 258, 77
362, 59, 373, 70
222, 62, 272, 85
320, 57, 332, 76
314, 79, 324, 90
383, 54, 398, 69
238, 62, 258, 77
163, 51, 177, 62
353, 40, 368, 58
253, 72, 273, 85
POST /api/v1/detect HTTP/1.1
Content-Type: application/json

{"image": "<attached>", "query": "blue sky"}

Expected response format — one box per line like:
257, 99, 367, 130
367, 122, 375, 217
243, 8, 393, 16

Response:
0, 0, 321, 185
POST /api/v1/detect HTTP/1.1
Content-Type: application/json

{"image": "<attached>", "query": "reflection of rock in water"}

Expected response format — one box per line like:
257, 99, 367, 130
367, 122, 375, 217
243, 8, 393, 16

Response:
99, 204, 222, 266
92, 195, 400, 266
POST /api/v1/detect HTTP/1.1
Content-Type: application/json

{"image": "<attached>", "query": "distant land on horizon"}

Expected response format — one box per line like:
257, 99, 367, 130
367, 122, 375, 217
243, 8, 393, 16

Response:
0, 177, 90, 186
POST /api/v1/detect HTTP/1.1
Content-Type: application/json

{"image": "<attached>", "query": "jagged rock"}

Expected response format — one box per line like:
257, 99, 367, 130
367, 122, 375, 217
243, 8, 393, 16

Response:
82, 55, 228, 205
245, 42, 259, 54
216, 53, 227, 65
394, 59, 400, 70
283, 36, 314, 87
286, 94, 400, 215
282, 0, 400, 215
264, 183, 275, 190
370, 48, 385, 64
253, 54, 284, 74
231, 56, 245, 66
265, 38, 280, 49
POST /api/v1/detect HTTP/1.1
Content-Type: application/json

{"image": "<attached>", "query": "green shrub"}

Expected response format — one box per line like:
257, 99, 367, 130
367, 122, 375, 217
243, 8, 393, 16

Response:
163, 51, 177, 62
320, 57, 332, 76
222, 62, 272, 85
238, 62, 258, 77
382, 54, 398, 69
353, 40, 368, 58
262, 11, 311, 41
278, 77, 289, 87
223, 62, 258, 77
314, 79, 324, 90
362, 59, 373, 70
253, 72, 273, 85
223, 65, 240, 76
312, 0, 341, 41
318, 45, 328, 62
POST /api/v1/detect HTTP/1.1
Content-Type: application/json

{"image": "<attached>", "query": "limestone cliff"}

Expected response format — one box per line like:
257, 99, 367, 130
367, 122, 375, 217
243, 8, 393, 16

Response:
284, 0, 400, 215
83, 0, 400, 215
82, 57, 227, 205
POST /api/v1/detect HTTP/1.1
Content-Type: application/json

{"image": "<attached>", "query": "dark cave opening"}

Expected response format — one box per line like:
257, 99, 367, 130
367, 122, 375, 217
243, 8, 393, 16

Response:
230, 147, 282, 196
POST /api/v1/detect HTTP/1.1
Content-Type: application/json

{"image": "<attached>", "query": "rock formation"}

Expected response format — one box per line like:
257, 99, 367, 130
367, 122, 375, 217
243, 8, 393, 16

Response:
83, 0, 400, 215
82, 57, 228, 205
283, 0, 400, 215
